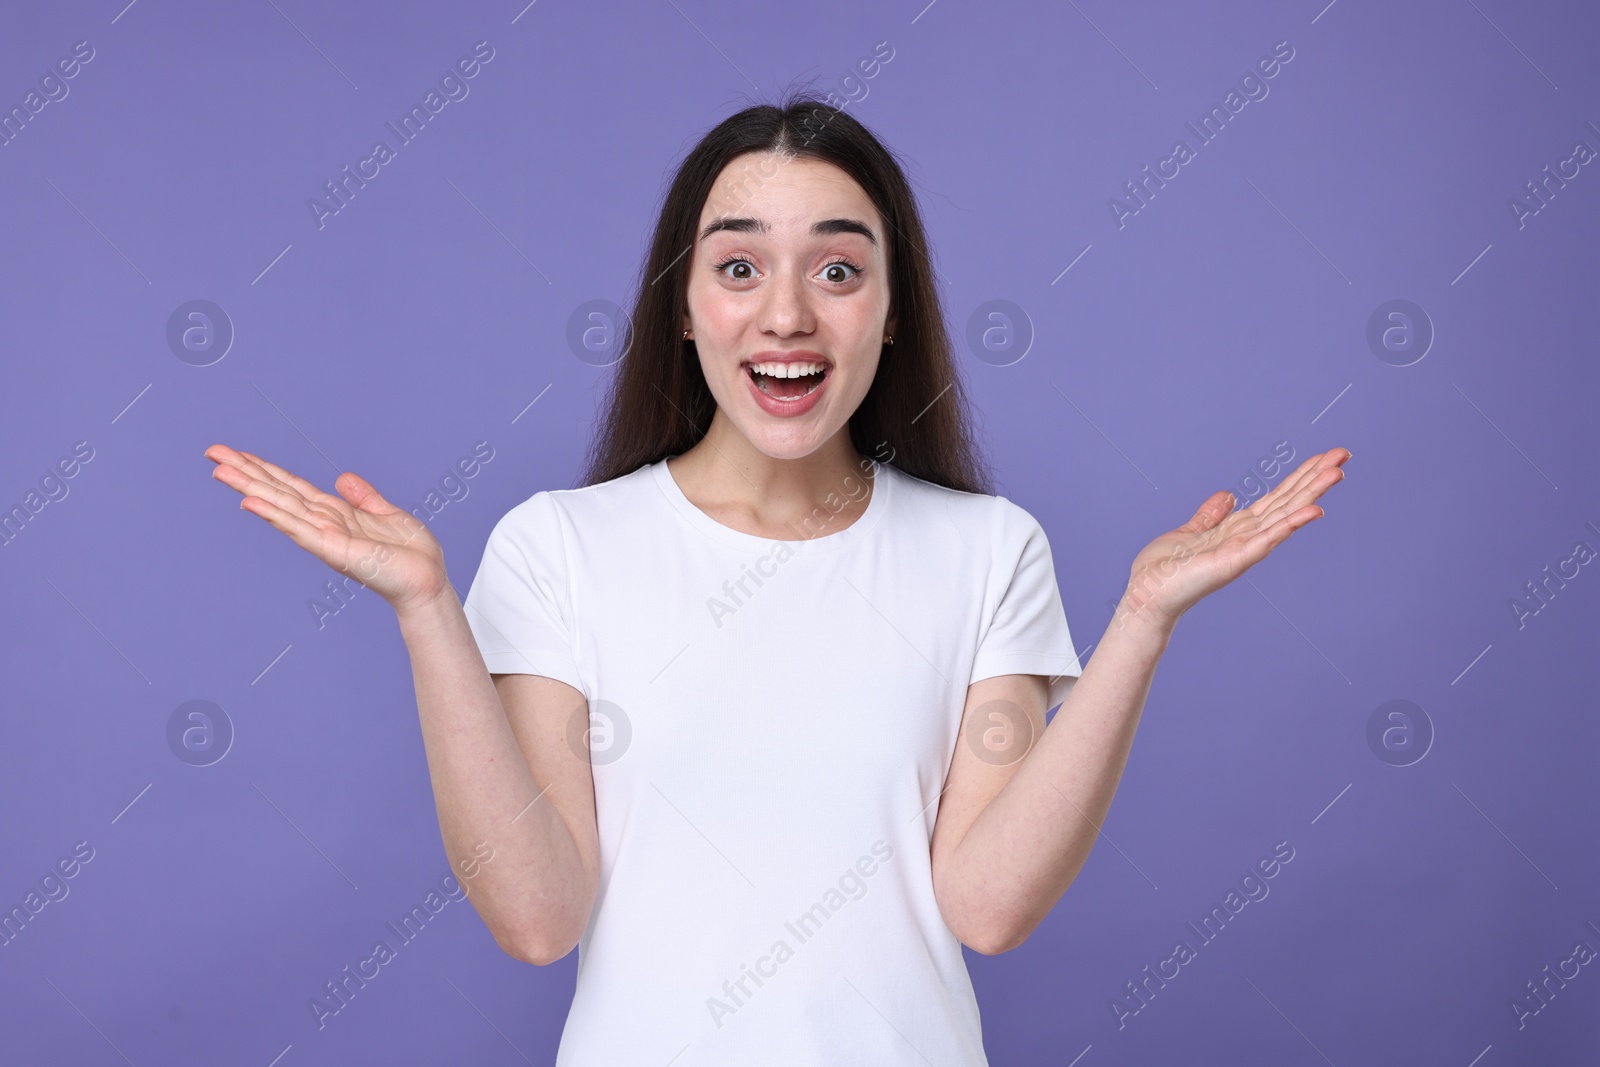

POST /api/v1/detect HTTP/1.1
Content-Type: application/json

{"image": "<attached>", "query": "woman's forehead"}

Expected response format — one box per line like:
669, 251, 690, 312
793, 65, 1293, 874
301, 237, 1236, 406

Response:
700, 154, 878, 232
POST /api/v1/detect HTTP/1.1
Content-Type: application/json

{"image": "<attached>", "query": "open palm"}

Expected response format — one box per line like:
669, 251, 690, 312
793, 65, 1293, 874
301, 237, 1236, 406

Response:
1118, 448, 1351, 631
205, 444, 449, 615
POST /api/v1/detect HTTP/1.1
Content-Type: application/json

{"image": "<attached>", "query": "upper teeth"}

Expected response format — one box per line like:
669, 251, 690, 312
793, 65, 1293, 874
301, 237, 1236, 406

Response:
749, 361, 825, 378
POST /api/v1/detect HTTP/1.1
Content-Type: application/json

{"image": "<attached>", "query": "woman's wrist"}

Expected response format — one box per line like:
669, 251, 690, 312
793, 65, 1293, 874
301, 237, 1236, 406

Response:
1107, 591, 1180, 649
393, 581, 463, 636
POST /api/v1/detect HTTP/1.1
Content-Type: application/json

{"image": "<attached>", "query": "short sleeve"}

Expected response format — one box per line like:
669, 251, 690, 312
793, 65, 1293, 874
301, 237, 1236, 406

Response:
461, 492, 589, 699
969, 499, 1084, 710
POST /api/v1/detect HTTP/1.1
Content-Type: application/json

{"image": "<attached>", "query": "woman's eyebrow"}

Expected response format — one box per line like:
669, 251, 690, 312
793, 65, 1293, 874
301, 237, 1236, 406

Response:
699, 216, 878, 246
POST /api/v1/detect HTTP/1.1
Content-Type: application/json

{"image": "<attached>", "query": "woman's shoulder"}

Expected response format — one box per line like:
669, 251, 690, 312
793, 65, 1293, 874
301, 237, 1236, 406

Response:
489, 462, 658, 535
885, 462, 1045, 538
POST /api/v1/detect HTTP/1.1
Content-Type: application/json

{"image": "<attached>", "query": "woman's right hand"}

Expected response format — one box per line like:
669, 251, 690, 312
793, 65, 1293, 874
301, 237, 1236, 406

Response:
205, 444, 450, 616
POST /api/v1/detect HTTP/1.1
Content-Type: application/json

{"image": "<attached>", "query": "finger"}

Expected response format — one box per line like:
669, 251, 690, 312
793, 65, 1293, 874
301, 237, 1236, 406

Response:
333, 470, 403, 516
228, 450, 294, 494
1180, 489, 1236, 534
240, 492, 332, 555
210, 443, 311, 490
204, 443, 256, 472
239, 450, 338, 505
1243, 504, 1323, 559
1242, 453, 1325, 518
207, 445, 300, 497
212, 460, 314, 520
1244, 449, 1347, 519
1256, 464, 1344, 531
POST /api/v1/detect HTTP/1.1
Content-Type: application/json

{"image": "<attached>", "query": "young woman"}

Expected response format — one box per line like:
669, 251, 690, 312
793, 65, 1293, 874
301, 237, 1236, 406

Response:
206, 94, 1348, 1065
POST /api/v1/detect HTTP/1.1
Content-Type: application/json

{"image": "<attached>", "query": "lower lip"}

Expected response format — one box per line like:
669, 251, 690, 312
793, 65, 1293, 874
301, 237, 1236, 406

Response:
743, 365, 830, 418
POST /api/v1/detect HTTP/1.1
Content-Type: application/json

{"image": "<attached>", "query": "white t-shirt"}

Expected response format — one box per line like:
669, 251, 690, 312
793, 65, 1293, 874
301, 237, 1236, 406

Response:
462, 456, 1083, 1066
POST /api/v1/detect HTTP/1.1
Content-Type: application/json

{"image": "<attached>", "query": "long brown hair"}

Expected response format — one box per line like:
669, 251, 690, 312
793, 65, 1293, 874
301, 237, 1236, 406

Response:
578, 89, 993, 495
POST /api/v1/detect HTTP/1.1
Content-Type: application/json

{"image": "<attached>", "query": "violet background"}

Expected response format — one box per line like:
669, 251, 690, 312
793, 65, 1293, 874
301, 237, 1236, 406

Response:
2, 0, 1597, 1063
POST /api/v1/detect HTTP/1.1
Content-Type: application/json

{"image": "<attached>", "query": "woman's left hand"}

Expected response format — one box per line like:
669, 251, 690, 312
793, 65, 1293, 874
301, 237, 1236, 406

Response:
1116, 447, 1352, 633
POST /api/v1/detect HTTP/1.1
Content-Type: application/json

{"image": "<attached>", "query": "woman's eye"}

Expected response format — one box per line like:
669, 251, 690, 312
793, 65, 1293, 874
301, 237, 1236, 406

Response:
712, 257, 863, 284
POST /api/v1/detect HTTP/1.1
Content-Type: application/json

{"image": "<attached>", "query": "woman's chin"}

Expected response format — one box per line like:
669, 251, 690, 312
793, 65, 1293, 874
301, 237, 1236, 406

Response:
733, 418, 837, 461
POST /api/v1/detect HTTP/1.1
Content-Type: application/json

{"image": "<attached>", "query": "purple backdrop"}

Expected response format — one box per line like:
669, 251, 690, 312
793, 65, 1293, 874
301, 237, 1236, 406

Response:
3, 0, 1597, 1063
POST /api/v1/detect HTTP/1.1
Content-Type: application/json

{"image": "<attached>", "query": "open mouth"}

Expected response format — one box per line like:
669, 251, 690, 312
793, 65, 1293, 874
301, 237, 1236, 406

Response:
745, 362, 829, 401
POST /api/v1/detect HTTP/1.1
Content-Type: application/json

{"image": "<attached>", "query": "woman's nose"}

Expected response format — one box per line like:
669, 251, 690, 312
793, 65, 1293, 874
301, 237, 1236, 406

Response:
758, 271, 816, 336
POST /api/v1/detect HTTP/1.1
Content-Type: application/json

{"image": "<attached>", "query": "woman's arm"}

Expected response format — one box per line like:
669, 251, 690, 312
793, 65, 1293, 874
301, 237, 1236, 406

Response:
205, 445, 597, 964
930, 618, 1167, 955
931, 448, 1349, 953
397, 590, 599, 965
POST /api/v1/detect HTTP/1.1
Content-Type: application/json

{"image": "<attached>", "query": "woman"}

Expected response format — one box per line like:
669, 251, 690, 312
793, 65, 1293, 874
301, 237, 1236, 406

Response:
206, 94, 1348, 1065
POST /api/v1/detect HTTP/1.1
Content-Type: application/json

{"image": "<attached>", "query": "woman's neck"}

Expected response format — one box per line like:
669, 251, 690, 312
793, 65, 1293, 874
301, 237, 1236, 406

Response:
666, 417, 877, 542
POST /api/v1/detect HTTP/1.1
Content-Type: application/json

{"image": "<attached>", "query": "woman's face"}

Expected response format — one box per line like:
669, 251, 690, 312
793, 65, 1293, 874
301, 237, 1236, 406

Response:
683, 150, 895, 462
